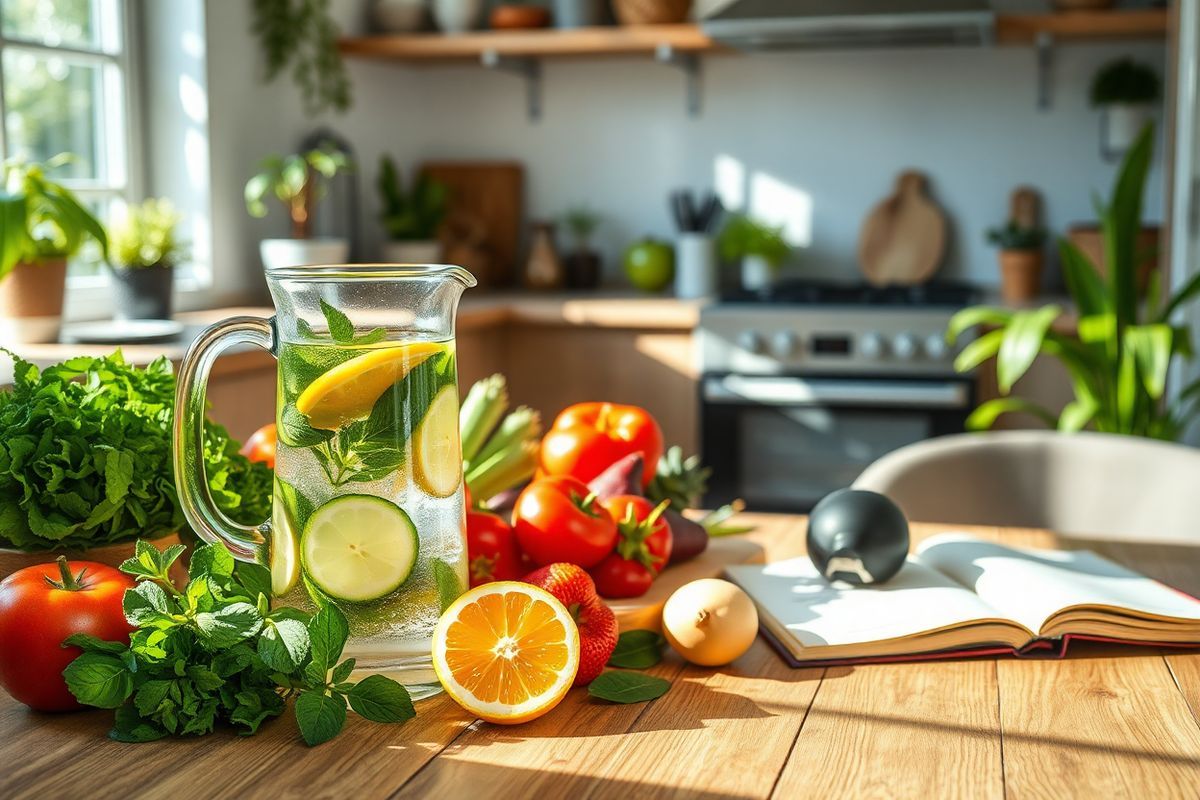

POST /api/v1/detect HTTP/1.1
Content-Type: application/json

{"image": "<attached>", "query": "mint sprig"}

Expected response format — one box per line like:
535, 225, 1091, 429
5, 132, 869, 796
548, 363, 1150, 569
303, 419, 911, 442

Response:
317, 298, 387, 346
62, 539, 416, 746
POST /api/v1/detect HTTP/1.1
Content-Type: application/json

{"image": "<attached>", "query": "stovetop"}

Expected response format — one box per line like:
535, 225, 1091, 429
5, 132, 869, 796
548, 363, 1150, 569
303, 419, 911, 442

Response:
719, 279, 980, 308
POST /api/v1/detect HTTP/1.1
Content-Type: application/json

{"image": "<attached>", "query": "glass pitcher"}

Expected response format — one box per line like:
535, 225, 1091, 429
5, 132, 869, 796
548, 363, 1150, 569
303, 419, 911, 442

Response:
173, 264, 476, 700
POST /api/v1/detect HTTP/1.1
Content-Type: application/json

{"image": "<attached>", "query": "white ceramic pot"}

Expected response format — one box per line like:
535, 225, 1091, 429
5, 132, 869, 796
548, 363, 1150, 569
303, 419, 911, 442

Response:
675, 233, 716, 299
373, 0, 427, 32
328, 0, 368, 35
259, 238, 351, 270
381, 240, 442, 264
432, 0, 483, 33
1102, 103, 1155, 159
741, 255, 773, 292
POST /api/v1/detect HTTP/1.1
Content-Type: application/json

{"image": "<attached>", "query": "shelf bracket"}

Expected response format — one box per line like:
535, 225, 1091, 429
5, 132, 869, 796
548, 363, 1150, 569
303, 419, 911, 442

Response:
655, 44, 702, 118
1035, 31, 1054, 111
481, 50, 542, 121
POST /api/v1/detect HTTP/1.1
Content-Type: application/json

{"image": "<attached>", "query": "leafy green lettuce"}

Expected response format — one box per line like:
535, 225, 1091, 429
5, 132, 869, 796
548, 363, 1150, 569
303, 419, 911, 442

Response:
0, 350, 272, 551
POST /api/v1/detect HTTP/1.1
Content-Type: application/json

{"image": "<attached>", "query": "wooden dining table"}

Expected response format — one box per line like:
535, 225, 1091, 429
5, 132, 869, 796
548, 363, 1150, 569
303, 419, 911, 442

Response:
2, 513, 1199, 799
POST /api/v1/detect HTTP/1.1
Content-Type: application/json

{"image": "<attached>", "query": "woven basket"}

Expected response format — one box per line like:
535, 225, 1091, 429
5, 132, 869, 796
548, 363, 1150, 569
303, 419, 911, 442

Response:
612, 0, 692, 25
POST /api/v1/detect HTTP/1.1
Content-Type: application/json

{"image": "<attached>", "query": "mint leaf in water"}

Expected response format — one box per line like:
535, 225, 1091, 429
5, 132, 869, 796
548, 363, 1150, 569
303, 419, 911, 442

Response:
608, 630, 667, 669
295, 690, 348, 746
348, 675, 416, 723
279, 405, 334, 449
587, 671, 671, 704
320, 298, 356, 343
433, 559, 463, 613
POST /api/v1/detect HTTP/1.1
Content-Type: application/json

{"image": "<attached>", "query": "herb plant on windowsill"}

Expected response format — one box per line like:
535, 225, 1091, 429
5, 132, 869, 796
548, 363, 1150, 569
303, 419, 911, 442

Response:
0, 154, 108, 343
948, 124, 1200, 440
108, 198, 187, 321
717, 213, 790, 292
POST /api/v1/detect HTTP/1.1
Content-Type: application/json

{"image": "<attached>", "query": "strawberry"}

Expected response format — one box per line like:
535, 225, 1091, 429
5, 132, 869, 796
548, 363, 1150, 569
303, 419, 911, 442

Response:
523, 562, 618, 687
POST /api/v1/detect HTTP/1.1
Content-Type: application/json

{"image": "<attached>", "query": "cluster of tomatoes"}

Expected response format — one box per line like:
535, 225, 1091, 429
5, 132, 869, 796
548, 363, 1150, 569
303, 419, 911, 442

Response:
467, 402, 670, 599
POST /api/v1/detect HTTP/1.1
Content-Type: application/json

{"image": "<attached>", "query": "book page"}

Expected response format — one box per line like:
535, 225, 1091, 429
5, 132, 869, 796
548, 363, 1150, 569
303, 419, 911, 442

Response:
724, 555, 1023, 651
917, 533, 1200, 635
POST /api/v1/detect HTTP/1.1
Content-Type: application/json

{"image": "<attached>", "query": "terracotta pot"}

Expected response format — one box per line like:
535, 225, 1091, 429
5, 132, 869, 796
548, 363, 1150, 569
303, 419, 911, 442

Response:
490, 4, 551, 29
0, 532, 190, 587
998, 250, 1043, 303
612, 0, 691, 25
1067, 224, 1159, 293
0, 259, 67, 343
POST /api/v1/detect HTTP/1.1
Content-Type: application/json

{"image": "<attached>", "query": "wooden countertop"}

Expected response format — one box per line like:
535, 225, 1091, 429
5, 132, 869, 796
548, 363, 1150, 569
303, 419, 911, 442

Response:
2, 514, 1197, 798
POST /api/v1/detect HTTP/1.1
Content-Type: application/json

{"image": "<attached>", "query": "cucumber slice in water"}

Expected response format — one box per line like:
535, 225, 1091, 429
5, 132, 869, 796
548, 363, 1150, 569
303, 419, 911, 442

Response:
414, 385, 463, 498
301, 495, 419, 602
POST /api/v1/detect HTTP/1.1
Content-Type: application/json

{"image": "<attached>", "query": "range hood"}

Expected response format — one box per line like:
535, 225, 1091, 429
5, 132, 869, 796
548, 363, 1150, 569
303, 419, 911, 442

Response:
701, 0, 995, 51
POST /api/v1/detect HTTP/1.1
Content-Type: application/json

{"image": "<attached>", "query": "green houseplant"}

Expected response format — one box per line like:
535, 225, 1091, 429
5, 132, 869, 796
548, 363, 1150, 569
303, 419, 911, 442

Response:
987, 221, 1047, 303
948, 125, 1200, 440
377, 156, 448, 264
108, 198, 186, 321
718, 213, 790, 291
1091, 58, 1160, 159
250, 0, 351, 116
562, 207, 602, 289
245, 143, 352, 270
0, 155, 107, 343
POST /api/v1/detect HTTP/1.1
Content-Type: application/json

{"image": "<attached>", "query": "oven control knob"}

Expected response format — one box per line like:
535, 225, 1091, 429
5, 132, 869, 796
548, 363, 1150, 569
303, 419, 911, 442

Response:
859, 332, 886, 359
738, 330, 766, 354
924, 334, 949, 360
892, 333, 919, 360
771, 330, 801, 358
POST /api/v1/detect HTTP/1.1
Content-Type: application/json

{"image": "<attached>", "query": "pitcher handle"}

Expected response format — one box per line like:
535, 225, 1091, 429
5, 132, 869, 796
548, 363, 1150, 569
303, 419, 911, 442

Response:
173, 316, 276, 564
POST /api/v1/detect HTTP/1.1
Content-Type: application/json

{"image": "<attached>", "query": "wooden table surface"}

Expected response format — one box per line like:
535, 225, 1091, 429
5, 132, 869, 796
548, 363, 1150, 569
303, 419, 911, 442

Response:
3, 514, 1199, 799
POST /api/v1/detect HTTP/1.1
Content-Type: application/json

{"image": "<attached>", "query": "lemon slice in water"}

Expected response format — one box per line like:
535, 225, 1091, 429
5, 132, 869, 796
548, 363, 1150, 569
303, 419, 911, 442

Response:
414, 385, 463, 498
301, 495, 419, 602
296, 342, 442, 431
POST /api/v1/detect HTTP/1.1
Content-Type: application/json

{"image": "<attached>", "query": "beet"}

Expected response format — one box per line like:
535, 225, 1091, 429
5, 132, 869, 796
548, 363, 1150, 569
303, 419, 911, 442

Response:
484, 484, 526, 516
665, 508, 708, 565
586, 453, 645, 501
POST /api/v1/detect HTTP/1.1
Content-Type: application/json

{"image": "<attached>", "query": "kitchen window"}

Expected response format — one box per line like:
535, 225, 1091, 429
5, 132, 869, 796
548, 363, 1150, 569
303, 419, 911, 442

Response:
0, 0, 141, 289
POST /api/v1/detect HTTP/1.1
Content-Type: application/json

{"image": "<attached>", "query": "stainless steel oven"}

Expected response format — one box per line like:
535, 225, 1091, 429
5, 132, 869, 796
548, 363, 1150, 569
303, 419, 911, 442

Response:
701, 373, 973, 511
698, 280, 978, 513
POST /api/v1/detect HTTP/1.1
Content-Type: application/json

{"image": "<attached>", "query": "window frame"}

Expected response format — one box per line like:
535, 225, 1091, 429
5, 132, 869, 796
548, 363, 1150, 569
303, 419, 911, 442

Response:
0, 0, 153, 311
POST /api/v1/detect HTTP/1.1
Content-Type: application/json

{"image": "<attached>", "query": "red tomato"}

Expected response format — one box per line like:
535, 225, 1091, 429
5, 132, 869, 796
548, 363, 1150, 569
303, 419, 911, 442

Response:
240, 423, 277, 469
539, 403, 663, 489
0, 558, 134, 711
467, 511, 522, 587
512, 476, 618, 569
590, 496, 673, 599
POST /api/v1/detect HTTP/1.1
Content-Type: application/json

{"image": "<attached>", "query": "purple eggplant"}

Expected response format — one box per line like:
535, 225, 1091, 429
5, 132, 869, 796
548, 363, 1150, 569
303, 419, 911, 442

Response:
586, 453, 644, 501
664, 508, 709, 565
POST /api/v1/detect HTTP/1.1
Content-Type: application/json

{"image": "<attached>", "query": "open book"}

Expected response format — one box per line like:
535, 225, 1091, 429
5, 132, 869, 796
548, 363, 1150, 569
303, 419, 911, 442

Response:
724, 533, 1200, 666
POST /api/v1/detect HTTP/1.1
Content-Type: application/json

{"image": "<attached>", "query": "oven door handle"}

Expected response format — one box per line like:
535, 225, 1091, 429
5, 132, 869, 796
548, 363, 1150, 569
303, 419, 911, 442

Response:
703, 375, 970, 408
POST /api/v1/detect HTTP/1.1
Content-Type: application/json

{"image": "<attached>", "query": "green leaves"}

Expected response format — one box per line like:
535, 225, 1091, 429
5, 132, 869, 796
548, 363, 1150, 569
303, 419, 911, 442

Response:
320, 299, 355, 343
608, 630, 666, 669
62, 539, 416, 747
0, 350, 273, 552
433, 559, 463, 613
0, 157, 106, 279
996, 305, 1062, 394
588, 671, 671, 704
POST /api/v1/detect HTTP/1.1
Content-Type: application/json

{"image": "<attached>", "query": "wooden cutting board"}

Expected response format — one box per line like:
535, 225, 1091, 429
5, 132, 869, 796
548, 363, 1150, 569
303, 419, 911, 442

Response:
857, 170, 946, 286
419, 161, 524, 289
609, 536, 765, 633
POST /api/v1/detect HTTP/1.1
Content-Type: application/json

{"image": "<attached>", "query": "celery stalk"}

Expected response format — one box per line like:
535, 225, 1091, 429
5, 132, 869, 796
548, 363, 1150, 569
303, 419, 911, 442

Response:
466, 441, 538, 503
469, 406, 541, 471
459, 374, 508, 463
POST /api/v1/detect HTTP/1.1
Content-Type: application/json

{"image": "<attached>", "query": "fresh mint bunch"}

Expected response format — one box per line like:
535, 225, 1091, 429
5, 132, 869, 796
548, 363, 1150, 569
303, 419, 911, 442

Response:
63, 540, 415, 746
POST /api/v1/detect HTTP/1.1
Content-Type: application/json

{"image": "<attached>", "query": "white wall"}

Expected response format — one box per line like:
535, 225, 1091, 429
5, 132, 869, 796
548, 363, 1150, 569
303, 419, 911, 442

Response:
202, 2, 1167, 293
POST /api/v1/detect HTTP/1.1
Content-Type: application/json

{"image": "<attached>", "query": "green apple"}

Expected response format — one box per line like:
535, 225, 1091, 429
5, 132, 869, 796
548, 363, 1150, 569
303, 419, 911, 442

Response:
623, 238, 675, 293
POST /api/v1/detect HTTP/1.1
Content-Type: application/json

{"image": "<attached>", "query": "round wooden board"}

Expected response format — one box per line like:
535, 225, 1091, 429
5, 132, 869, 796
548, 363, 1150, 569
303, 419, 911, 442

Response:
857, 170, 947, 286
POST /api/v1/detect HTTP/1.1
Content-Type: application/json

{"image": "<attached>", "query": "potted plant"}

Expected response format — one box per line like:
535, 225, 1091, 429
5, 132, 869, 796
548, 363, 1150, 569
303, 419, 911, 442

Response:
562, 207, 602, 289
250, 0, 352, 115
1090, 58, 1159, 159
0, 155, 107, 344
987, 222, 1046, 303
0, 350, 273, 581
948, 124, 1200, 439
245, 144, 352, 270
378, 156, 448, 263
718, 213, 790, 291
107, 199, 186, 320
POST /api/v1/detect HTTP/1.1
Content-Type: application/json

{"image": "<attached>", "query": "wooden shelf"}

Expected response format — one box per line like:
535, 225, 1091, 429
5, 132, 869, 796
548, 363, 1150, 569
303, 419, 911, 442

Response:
338, 24, 724, 62
996, 9, 1169, 44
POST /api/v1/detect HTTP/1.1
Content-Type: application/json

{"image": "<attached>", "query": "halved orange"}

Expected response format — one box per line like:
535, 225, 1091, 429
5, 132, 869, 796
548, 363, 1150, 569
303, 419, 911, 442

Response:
433, 582, 580, 724
295, 342, 443, 430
